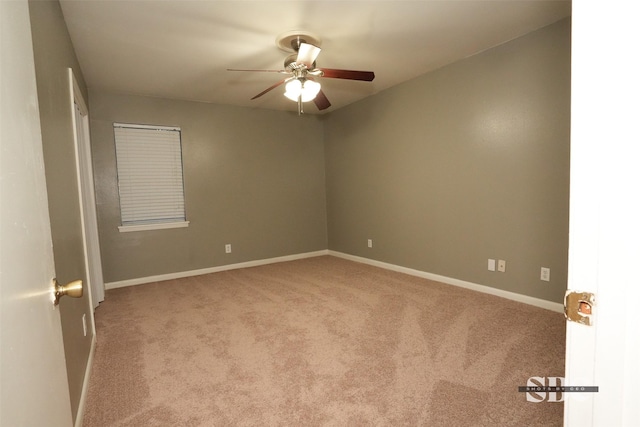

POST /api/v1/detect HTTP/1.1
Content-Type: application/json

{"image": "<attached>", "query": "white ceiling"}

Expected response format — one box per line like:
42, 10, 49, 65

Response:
60, 1, 571, 115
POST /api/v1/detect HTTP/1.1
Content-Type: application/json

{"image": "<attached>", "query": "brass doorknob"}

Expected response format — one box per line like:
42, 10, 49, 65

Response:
53, 278, 83, 305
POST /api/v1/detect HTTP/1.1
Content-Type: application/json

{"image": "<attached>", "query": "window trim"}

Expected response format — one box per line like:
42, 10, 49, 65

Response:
118, 221, 189, 233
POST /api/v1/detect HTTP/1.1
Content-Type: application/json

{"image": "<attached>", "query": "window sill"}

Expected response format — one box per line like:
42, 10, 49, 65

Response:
118, 221, 190, 233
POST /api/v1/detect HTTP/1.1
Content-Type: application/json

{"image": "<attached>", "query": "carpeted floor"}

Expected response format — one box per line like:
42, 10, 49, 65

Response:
83, 256, 565, 426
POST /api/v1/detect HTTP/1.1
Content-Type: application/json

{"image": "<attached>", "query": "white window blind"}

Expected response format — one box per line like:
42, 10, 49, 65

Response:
114, 123, 187, 230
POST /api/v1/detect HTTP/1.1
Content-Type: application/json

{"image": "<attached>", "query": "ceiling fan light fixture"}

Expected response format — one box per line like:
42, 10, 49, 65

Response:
284, 78, 320, 102
284, 78, 302, 99
302, 79, 321, 100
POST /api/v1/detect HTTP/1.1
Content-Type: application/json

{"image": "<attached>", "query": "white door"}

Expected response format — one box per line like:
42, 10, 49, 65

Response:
70, 69, 105, 314
564, 1, 640, 425
0, 1, 73, 425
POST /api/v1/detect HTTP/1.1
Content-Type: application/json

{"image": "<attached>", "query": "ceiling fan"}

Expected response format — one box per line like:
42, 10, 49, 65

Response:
228, 31, 375, 115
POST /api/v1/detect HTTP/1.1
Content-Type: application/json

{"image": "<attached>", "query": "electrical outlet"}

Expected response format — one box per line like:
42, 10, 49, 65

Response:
225, 244, 232, 254
488, 259, 496, 271
367, 239, 373, 248
541, 267, 550, 282
82, 313, 87, 337
498, 259, 506, 272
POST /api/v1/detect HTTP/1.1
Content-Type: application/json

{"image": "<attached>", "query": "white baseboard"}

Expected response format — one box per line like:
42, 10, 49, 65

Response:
105, 250, 330, 290
105, 249, 563, 313
75, 333, 96, 427
329, 251, 564, 313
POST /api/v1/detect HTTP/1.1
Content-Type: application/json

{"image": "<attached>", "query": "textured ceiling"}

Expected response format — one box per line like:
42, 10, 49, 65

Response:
60, 1, 571, 114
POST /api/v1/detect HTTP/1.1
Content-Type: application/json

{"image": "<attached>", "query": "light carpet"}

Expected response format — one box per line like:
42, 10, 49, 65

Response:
83, 256, 565, 426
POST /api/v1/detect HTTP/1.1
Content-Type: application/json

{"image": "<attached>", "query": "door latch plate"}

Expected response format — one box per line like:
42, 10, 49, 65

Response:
564, 290, 595, 326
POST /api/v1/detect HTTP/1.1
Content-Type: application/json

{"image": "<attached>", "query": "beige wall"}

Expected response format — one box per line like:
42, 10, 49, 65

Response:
89, 92, 328, 283
28, 0, 93, 423
325, 18, 571, 303
91, 18, 570, 303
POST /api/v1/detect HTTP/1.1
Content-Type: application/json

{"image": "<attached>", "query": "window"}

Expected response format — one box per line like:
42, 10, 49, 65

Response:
113, 123, 188, 232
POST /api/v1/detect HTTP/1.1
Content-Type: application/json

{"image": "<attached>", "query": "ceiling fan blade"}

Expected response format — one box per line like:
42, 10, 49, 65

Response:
296, 43, 322, 68
318, 68, 375, 81
251, 80, 286, 100
227, 68, 285, 73
313, 89, 331, 111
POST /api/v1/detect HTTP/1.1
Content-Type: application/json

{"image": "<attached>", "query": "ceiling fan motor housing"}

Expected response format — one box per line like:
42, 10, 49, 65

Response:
284, 54, 315, 71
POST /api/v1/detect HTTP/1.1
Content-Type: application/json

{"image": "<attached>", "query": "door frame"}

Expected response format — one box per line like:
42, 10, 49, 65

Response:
68, 68, 104, 426
68, 68, 104, 320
